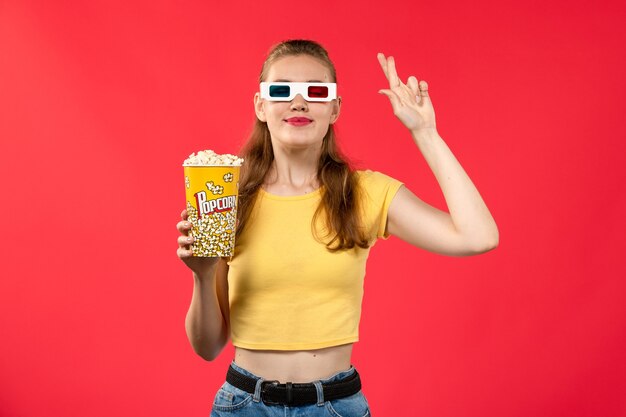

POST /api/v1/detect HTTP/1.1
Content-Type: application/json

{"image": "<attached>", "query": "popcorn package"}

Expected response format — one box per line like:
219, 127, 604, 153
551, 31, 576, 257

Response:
183, 150, 244, 257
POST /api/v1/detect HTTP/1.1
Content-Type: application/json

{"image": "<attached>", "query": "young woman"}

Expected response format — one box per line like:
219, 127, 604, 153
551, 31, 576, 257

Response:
176, 39, 498, 416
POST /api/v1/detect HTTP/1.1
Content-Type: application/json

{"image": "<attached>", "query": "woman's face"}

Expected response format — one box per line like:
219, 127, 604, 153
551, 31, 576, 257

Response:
254, 55, 341, 151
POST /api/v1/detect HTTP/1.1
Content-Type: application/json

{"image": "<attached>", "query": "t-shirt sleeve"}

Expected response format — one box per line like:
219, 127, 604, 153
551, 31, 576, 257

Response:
357, 170, 404, 240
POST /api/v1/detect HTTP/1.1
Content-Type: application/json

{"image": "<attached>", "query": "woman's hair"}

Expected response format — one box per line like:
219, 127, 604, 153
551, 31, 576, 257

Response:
236, 39, 370, 252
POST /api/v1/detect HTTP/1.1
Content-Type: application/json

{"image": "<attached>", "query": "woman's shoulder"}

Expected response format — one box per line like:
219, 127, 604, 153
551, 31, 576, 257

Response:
353, 169, 402, 187
353, 169, 404, 205
352, 169, 405, 239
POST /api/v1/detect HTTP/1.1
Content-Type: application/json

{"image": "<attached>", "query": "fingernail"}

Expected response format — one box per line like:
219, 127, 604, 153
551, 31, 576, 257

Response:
187, 237, 193, 243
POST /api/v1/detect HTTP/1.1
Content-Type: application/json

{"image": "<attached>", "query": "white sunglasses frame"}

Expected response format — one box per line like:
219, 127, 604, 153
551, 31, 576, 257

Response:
260, 82, 337, 102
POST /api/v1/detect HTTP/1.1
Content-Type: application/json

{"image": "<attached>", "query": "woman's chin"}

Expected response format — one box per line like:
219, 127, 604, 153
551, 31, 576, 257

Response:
273, 137, 323, 151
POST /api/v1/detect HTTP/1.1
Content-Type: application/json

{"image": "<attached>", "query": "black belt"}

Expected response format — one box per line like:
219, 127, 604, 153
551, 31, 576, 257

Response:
226, 363, 362, 406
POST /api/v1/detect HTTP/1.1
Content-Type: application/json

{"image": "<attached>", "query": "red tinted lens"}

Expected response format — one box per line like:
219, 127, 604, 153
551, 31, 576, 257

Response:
307, 86, 328, 98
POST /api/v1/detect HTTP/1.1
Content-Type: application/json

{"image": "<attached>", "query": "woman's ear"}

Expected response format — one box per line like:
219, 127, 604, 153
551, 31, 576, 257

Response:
330, 96, 342, 125
254, 93, 267, 122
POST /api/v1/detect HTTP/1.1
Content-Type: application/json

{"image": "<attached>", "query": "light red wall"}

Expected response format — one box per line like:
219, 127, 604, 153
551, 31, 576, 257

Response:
1, 1, 625, 416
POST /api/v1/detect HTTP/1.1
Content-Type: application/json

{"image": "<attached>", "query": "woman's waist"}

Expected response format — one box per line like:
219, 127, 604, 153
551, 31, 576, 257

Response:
233, 343, 353, 383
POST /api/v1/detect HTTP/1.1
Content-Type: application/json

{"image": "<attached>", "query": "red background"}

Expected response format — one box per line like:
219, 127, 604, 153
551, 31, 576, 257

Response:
1, 1, 625, 416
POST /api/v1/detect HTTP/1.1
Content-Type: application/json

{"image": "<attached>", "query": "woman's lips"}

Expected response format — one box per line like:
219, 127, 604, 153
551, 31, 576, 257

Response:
285, 117, 312, 126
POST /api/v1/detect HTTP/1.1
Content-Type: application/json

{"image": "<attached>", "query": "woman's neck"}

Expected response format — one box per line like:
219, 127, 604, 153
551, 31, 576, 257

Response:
264, 145, 321, 195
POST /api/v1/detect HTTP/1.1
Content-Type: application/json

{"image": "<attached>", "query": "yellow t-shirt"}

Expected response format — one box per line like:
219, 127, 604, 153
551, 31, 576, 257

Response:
227, 170, 404, 350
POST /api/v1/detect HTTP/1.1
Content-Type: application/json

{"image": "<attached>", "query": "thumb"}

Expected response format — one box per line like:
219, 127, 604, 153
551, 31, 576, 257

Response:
378, 89, 402, 109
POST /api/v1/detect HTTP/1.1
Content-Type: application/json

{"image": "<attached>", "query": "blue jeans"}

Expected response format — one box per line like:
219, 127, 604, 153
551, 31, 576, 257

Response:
210, 361, 371, 417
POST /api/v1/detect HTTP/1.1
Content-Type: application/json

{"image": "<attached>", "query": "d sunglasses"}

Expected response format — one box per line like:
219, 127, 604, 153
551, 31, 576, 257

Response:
260, 82, 337, 102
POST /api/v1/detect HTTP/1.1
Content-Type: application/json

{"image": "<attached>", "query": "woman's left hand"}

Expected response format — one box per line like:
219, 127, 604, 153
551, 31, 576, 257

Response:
377, 53, 437, 135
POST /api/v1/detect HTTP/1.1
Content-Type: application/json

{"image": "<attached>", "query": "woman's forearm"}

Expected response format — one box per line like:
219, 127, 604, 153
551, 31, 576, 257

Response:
185, 267, 228, 361
411, 128, 499, 250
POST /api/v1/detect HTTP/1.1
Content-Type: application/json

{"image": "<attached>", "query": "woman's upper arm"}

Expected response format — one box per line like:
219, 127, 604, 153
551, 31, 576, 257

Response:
386, 185, 473, 256
215, 258, 230, 334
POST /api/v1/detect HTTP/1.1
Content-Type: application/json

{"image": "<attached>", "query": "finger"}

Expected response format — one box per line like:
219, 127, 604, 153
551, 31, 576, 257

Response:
181, 209, 188, 220
387, 56, 401, 88
177, 220, 192, 234
178, 235, 194, 247
378, 89, 403, 110
419, 80, 430, 99
377, 53, 389, 80
408, 76, 419, 98
177, 247, 193, 259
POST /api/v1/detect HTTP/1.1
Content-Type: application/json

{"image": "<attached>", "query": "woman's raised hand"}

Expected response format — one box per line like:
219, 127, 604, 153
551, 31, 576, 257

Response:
377, 53, 437, 135
177, 209, 220, 277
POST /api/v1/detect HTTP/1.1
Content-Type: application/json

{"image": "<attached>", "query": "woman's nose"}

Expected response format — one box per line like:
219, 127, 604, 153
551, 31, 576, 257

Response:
290, 94, 308, 111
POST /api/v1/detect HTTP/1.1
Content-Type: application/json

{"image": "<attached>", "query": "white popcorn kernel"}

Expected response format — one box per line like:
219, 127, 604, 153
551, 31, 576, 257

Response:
183, 149, 244, 166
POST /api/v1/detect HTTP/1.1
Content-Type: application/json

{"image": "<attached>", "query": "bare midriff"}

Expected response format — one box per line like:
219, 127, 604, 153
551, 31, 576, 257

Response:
233, 343, 354, 383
